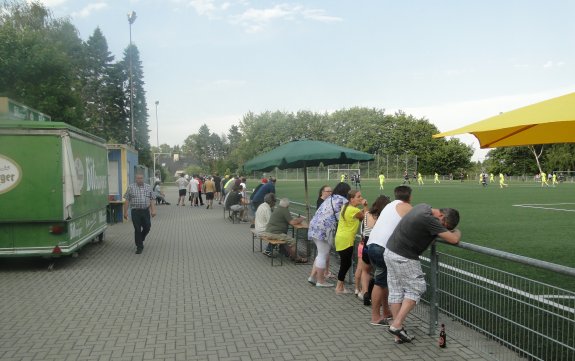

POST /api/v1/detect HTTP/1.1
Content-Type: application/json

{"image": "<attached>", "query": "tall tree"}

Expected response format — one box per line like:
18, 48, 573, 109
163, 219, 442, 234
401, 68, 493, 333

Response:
122, 44, 151, 166
102, 62, 130, 143
81, 27, 114, 136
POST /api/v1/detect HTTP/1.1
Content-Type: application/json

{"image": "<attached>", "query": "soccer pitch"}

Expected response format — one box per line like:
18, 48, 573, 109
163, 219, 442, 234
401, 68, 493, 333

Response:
270, 178, 575, 290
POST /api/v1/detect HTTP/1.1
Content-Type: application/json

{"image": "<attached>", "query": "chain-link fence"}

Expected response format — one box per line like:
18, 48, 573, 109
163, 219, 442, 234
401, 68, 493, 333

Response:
245, 154, 421, 181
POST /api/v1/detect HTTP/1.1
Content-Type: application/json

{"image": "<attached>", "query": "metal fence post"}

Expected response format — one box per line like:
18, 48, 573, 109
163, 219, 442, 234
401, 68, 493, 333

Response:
429, 243, 439, 336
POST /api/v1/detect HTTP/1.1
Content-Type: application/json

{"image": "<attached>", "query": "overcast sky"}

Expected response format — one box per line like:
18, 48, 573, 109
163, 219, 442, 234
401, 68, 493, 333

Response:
41, 0, 575, 160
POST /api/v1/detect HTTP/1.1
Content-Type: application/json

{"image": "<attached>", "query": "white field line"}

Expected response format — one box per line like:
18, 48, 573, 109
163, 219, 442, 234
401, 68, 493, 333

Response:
514, 203, 575, 205
512, 203, 575, 212
538, 295, 575, 300
421, 256, 575, 314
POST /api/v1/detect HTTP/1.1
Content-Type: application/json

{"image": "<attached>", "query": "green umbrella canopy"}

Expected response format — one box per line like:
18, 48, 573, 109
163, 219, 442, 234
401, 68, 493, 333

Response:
243, 140, 374, 172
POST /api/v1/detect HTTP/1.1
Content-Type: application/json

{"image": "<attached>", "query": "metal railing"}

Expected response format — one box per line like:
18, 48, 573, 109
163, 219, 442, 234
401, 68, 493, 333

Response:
419, 241, 575, 361
271, 198, 575, 360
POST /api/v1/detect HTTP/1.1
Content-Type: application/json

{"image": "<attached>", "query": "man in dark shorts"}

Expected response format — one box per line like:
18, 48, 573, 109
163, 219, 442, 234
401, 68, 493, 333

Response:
175, 173, 188, 206
402, 171, 410, 185
385, 204, 461, 343
366, 186, 412, 326
203, 176, 216, 209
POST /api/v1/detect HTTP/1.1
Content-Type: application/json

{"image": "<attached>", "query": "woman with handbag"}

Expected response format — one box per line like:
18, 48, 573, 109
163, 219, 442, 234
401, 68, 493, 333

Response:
307, 182, 351, 287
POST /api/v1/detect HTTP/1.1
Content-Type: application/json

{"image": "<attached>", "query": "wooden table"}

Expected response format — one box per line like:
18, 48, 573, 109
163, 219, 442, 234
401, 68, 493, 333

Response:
291, 221, 310, 263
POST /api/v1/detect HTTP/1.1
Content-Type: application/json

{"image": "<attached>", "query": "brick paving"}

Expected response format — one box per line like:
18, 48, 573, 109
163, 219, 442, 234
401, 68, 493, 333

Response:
0, 187, 500, 361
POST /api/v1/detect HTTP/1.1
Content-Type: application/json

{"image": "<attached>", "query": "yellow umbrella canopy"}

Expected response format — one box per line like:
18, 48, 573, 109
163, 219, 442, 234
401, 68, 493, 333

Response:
433, 92, 575, 148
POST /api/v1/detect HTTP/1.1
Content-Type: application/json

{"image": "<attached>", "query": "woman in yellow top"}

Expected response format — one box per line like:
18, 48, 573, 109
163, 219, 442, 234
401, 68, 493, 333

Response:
334, 190, 368, 294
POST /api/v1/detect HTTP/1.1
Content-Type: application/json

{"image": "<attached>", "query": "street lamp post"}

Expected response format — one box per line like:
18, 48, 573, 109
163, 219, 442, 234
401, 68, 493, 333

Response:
127, 11, 137, 146
153, 152, 171, 182
155, 100, 159, 148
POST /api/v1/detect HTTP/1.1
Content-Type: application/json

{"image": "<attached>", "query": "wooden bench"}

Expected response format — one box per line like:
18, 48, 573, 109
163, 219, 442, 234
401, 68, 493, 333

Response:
250, 229, 262, 253
259, 235, 287, 266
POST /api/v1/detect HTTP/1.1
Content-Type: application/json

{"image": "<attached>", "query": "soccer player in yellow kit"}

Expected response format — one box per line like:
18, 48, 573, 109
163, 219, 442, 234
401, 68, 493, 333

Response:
541, 172, 549, 187
552, 173, 558, 186
499, 173, 508, 188
340, 173, 346, 183
434, 172, 440, 184
489, 173, 495, 183
378, 173, 385, 190
417, 172, 424, 185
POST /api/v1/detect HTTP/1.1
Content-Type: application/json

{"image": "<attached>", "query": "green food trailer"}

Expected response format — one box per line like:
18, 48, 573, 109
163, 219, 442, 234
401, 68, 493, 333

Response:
0, 118, 108, 260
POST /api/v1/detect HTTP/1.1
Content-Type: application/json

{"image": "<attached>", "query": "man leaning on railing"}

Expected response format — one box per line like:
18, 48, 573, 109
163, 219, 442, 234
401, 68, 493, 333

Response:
383, 204, 461, 344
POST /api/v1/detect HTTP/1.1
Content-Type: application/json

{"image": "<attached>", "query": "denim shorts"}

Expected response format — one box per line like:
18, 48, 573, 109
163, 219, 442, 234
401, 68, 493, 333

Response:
367, 244, 387, 287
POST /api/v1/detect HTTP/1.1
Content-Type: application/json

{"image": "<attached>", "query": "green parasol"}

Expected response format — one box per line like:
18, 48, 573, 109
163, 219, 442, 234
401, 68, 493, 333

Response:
243, 140, 374, 219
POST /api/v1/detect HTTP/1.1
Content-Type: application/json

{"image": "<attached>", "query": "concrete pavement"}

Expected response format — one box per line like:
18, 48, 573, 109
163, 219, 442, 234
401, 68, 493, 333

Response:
0, 187, 499, 361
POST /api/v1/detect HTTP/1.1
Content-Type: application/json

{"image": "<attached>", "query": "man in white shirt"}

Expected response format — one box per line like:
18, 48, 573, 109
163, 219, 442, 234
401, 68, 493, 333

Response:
254, 193, 276, 236
366, 186, 412, 326
188, 176, 200, 206
175, 174, 188, 206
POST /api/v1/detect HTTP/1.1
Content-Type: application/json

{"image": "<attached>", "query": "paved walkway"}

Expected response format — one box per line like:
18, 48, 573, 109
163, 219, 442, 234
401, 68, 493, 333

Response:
1, 188, 497, 361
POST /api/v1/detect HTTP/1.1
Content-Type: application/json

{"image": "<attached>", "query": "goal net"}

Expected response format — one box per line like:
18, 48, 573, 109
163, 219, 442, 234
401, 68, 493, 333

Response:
327, 169, 360, 181
553, 171, 575, 182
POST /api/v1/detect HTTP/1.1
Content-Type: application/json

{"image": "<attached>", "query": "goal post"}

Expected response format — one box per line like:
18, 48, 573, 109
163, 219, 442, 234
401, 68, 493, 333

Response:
327, 168, 360, 181
553, 171, 575, 182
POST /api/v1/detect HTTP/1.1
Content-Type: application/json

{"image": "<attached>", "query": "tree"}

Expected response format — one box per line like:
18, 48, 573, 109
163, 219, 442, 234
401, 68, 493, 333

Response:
0, 1, 154, 162
230, 108, 475, 172
545, 144, 575, 172
485, 146, 538, 175
0, 1, 84, 125
81, 27, 115, 137
102, 62, 130, 143
122, 44, 151, 166
328, 108, 383, 152
427, 138, 473, 174
528, 145, 545, 174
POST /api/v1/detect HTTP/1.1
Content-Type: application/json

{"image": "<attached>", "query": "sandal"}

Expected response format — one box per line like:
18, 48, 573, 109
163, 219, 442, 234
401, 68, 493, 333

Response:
324, 272, 336, 279
369, 319, 389, 326
295, 258, 308, 264
336, 289, 352, 295
388, 326, 415, 343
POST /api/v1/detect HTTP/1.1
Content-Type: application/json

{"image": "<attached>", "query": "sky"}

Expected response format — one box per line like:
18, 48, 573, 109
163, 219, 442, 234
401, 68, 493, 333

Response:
40, 0, 575, 161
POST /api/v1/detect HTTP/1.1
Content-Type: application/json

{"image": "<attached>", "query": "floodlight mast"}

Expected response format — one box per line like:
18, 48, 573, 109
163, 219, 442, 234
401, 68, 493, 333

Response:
128, 11, 137, 145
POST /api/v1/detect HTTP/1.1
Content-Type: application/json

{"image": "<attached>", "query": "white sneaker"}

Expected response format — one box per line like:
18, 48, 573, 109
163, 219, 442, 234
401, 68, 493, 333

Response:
307, 277, 316, 285
316, 282, 334, 288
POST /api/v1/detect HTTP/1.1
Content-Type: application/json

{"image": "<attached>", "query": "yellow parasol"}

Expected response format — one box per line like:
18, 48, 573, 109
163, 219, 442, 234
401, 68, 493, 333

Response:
433, 92, 575, 147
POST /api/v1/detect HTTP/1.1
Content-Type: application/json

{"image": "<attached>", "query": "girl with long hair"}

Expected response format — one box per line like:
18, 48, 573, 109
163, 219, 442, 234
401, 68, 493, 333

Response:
334, 190, 368, 294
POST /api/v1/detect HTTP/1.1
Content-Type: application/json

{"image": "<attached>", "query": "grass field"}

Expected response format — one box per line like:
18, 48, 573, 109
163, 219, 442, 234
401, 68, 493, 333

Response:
268, 178, 575, 290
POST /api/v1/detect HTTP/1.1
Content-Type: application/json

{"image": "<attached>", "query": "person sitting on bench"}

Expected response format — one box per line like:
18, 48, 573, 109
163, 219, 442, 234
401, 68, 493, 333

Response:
153, 181, 170, 205
225, 184, 247, 221
261, 198, 307, 263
